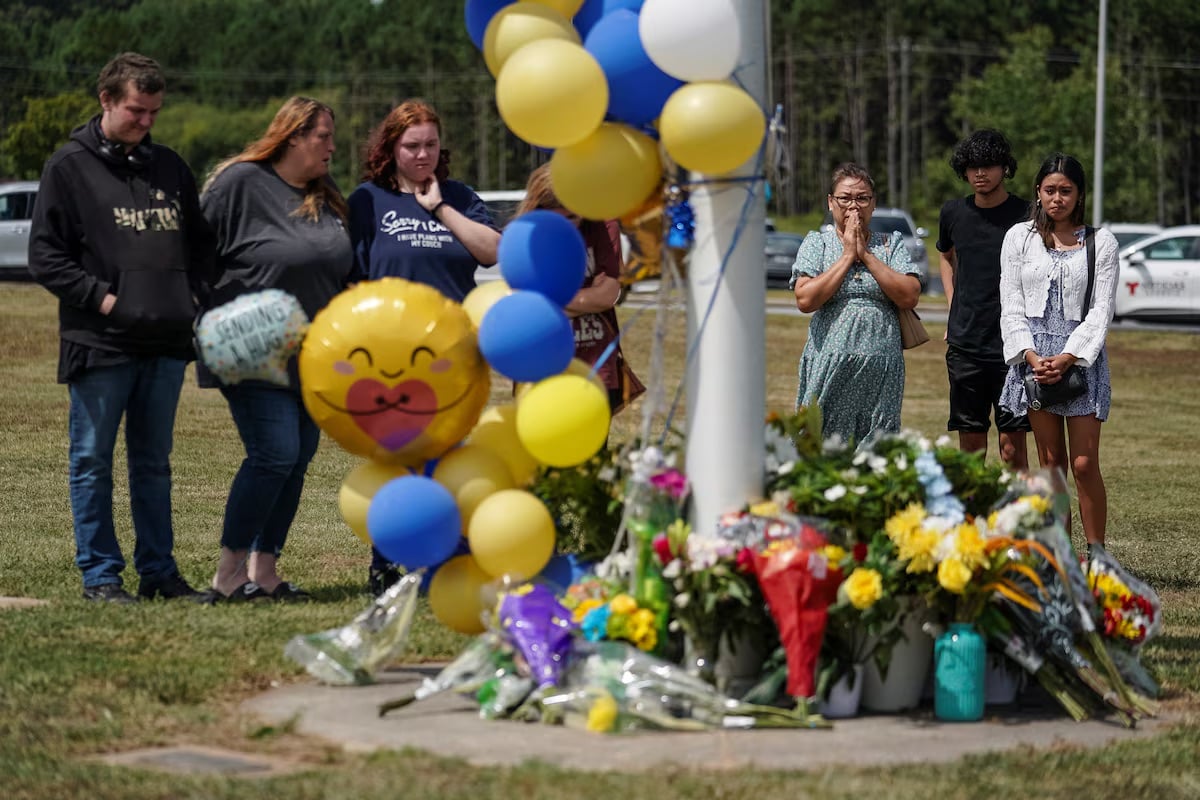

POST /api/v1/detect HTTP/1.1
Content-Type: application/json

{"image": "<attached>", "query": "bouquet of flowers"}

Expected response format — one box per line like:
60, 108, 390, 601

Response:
562, 576, 662, 654
749, 520, 844, 704
540, 640, 827, 733
1085, 543, 1162, 698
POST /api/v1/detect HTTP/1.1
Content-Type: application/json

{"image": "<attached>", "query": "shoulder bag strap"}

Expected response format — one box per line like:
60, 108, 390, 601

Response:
1083, 225, 1096, 316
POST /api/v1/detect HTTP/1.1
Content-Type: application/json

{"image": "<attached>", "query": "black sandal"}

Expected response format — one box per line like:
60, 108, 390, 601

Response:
221, 581, 273, 603
270, 582, 313, 602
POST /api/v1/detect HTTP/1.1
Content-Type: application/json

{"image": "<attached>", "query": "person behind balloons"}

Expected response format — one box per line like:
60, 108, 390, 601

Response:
199, 96, 355, 602
348, 98, 501, 595
513, 163, 627, 412
348, 98, 501, 302
790, 162, 925, 447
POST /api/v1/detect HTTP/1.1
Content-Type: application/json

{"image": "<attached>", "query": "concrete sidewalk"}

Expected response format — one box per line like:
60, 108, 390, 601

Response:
243, 666, 1177, 773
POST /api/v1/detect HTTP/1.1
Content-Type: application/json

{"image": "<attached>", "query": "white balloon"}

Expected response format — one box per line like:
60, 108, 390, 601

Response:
638, 0, 741, 82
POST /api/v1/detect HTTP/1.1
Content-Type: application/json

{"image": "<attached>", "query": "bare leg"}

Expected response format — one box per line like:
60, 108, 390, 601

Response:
958, 430, 987, 457
998, 430, 1029, 471
248, 551, 282, 594
1027, 409, 1071, 536
1065, 414, 1106, 546
212, 547, 250, 596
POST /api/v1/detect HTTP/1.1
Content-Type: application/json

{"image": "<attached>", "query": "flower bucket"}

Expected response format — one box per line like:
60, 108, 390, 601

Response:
861, 598, 933, 712
714, 627, 769, 699
934, 623, 986, 721
984, 652, 1021, 706
818, 664, 864, 719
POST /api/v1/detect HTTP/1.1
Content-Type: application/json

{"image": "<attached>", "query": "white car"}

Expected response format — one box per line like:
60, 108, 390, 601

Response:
1104, 222, 1162, 251
0, 181, 38, 279
1113, 224, 1200, 321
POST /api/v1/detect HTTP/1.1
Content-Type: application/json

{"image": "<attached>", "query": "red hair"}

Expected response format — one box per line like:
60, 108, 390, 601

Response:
362, 98, 450, 189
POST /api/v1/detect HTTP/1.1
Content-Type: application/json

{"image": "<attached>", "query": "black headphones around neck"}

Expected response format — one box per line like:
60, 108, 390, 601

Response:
94, 119, 153, 171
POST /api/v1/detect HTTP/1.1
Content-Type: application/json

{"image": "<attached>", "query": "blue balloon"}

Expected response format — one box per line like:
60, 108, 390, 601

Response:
585, 9, 684, 126
573, 0, 644, 39
477, 290, 575, 383
498, 210, 587, 307
464, 0, 515, 50
368, 476, 462, 570
538, 552, 596, 591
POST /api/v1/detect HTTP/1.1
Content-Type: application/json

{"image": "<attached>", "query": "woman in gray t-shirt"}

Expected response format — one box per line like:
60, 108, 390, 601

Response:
199, 97, 354, 603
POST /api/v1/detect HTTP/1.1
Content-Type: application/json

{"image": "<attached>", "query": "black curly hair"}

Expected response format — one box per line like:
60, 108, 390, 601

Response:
949, 129, 1018, 181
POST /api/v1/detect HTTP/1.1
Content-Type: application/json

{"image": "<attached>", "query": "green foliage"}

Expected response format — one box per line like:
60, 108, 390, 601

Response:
0, 92, 95, 178
531, 446, 626, 564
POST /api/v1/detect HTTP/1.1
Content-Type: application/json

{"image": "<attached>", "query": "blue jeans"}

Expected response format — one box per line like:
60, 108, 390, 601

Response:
221, 384, 320, 556
68, 357, 186, 588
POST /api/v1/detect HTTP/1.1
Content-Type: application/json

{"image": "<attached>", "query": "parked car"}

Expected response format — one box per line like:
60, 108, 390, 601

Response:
821, 206, 937, 293
764, 231, 804, 288
1113, 224, 1200, 321
1105, 222, 1163, 251
0, 180, 38, 279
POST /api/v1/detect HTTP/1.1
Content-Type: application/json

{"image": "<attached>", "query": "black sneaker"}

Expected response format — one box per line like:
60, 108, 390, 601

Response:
83, 584, 139, 604
138, 572, 207, 602
368, 566, 401, 597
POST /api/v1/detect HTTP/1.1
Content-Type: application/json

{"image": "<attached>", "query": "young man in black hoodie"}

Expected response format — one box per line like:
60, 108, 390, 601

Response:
29, 52, 217, 604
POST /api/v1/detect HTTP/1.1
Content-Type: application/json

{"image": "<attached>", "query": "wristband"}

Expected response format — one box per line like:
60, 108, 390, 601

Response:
432, 200, 448, 217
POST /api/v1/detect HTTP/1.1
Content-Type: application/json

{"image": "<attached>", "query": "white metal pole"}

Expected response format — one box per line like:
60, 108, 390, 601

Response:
1093, 0, 1107, 227
685, 0, 768, 536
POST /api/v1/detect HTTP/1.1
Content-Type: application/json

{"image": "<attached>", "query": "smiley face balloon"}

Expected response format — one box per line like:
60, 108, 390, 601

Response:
299, 279, 491, 466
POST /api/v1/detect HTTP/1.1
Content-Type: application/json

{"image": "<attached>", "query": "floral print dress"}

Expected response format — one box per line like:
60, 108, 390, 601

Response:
999, 246, 1112, 420
790, 228, 920, 447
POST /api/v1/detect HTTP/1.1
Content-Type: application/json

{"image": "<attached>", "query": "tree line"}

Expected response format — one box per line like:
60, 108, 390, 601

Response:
2, 0, 1198, 225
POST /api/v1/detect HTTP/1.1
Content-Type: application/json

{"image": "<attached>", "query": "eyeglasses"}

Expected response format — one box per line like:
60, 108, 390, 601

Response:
832, 194, 874, 208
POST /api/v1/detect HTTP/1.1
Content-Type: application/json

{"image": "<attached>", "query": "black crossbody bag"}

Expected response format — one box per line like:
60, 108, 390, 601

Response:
1023, 227, 1095, 411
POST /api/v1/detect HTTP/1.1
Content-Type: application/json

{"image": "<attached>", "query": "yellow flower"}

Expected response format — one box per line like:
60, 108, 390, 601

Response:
900, 527, 939, 573
609, 594, 638, 615
937, 557, 974, 594
952, 523, 988, 570
750, 500, 780, 517
886, 503, 926, 545
821, 545, 847, 565
629, 608, 659, 650
1021, 494, 1051, 515
586, 691, 619, 732
571, 598, 603, 623
843, 567, 884, 609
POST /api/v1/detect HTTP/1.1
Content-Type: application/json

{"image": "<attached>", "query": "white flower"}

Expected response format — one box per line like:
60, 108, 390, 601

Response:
852, 485, 868, 495
824, 485, 847, 501
597, 466, 615, 482
777, 460, 795, 475
852, 451, 869, 466
662, 559, 682, 579
822, 433, 847, 454
675, 591, 691, 609
868, 454, 889, 476
840, 468, 861, 481
894, 453, 908, 471
935, 434, 953, 448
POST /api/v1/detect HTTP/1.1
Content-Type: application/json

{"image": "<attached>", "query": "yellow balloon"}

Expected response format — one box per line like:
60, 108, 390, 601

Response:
338, 461, 414, 544
482, 2, 579, 77
496, 38, 608, 149
465, 403, 540, 485
658, 82, 767, 175
516, 374, 610, 467
550, 123, 663, 220
526, 0, 585, 18
432, 444, 516, 525
515, 357, 605, 400
462, 280, 512, 330
428, 555, 493, 635
467, 489, 556, 579
299, 279, 491, 466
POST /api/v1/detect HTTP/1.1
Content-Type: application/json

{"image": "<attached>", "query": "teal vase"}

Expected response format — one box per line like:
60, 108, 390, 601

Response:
934, 623, 986, 721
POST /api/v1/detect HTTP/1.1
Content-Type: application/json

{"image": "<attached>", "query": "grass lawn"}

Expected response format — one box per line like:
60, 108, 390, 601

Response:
1, 282, 1198, 799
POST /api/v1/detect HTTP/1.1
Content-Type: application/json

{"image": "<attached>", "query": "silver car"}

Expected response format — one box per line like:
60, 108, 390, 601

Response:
0, 181, 38, 279
820, 206, 936, 293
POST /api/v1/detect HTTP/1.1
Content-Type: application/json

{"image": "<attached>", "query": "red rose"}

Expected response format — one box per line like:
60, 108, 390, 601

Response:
651, 533, 673, 565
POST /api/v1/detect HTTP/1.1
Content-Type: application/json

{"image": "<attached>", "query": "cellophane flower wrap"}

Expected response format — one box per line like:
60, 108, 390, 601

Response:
1085, 543, 1162, 698
620, 446, 688, 654
751, 520, 843, 700
495, 583, 577, 691
539, 640, 826, 733
561, 575, 663, 653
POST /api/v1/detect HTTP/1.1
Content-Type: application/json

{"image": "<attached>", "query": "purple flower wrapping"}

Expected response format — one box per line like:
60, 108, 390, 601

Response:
498, 584, 578, 690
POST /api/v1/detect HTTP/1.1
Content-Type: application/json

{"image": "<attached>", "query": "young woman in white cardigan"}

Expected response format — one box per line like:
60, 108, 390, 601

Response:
997, 153, 1119, 555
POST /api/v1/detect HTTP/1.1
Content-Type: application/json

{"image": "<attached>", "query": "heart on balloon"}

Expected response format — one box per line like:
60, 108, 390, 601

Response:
344, 378, 437, 451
